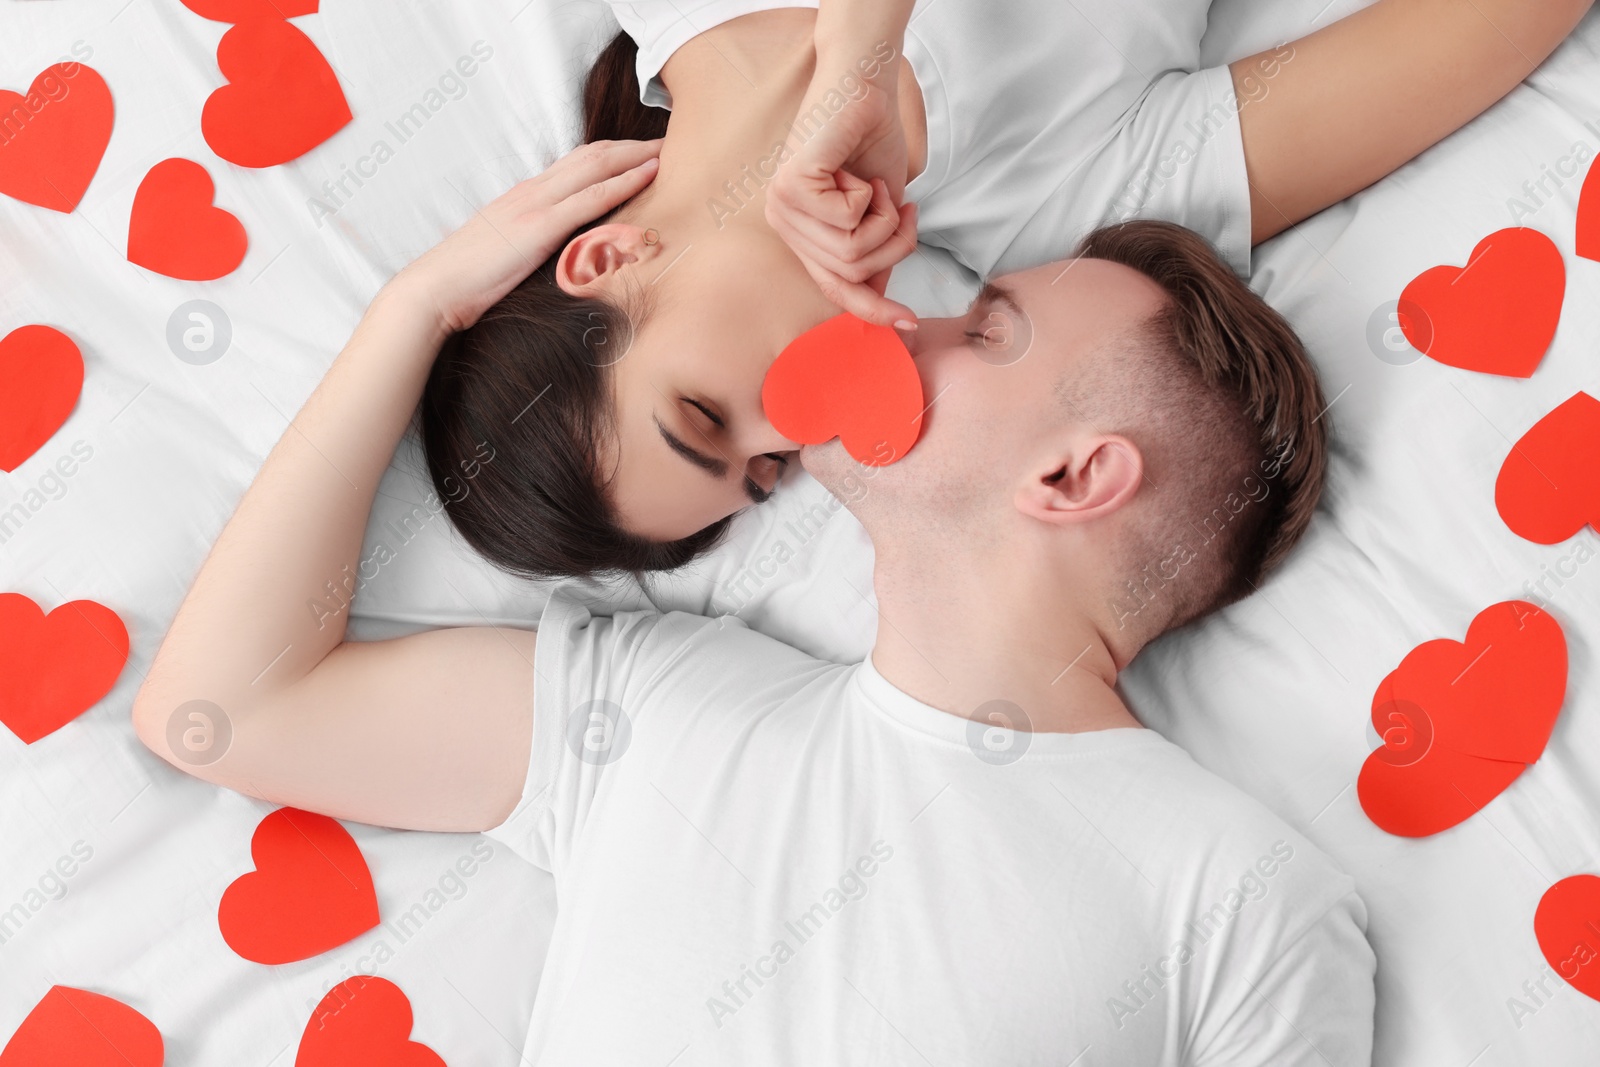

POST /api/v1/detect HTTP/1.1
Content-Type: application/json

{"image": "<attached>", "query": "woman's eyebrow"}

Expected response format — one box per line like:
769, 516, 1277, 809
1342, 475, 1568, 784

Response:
655, 417, 728, 478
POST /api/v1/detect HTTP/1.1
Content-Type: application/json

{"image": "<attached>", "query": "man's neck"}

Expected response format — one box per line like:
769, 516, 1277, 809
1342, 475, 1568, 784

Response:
866, 541, 1144, 735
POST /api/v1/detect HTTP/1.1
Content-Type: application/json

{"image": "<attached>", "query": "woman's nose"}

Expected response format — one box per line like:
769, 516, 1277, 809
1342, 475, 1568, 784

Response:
746, 417, 799, 456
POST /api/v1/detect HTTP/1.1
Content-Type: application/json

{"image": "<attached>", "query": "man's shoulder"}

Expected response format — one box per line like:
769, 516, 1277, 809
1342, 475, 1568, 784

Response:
1116, 736, 1360, 917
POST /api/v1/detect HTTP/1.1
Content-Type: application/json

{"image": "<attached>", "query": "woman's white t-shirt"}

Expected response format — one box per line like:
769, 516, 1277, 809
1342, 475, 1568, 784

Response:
604, 0, 1256, 278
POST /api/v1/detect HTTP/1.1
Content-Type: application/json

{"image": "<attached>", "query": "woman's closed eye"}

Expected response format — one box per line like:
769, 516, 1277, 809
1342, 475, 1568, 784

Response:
665, 398, 785, 504
682, 397, 724, 432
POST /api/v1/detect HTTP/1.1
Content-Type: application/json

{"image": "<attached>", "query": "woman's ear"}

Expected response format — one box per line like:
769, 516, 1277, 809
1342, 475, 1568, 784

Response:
554, 223, 661, 296
1015, 433, 1143, 525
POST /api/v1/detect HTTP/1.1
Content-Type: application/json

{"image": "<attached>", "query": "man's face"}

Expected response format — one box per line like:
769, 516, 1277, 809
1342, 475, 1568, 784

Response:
801, 256, 1169, 529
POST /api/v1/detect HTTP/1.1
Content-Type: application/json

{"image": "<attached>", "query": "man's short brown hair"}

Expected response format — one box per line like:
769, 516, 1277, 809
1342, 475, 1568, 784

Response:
1068, 219, 1328, 635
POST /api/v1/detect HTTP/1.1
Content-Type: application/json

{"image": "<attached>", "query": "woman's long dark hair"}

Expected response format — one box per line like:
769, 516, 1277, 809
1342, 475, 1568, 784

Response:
419, 32, 732, 581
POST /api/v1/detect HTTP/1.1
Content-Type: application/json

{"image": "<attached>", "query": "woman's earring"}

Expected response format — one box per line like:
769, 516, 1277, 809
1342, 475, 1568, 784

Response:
642, 228, 660, 246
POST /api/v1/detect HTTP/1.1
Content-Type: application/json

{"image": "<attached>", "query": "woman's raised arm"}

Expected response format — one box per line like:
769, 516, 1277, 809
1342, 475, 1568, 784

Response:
762, 0, 922, 327
130, 141, 661, 831
1237, 0, 1595, 244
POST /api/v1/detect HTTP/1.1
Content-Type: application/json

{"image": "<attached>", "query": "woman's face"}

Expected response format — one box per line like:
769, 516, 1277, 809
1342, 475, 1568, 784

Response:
595, 224, 841, 541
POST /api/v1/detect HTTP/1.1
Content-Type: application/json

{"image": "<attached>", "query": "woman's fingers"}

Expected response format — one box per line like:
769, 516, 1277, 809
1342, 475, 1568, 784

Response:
779, 217, 914, 286
536, 138, 663, 203
805, 263, 917, 327
546, 155, 661, 235
771, 164, 877, 233
779, 179, 913, 268
771, 190, 917, 284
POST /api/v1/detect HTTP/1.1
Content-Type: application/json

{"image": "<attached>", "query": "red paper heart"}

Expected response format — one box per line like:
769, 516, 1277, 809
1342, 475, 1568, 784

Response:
179, 0, 319, 21
0, 325, 83, 472
219, 807, 379, 964
1498, 391, 1600, 545
202, 19, 351, 168
296, 977, 446, 1067
1579, 157, 1600, 263
1357, 600, 1566, 837
0, 64, 113, 213
1536, 875, 1600, 1002
0, 985, 162, 1067
761, 313, 923, 466
1397, 228, 1565, 378
127, 158, 248, 280
0, 594, 129, 745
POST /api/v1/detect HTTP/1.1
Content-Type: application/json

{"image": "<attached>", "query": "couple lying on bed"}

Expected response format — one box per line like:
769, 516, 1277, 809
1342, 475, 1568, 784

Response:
133, 0, 1594, 1061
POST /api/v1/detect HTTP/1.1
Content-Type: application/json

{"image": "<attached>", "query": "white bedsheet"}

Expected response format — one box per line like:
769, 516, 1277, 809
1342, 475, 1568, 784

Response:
4, 0, 1600, 1063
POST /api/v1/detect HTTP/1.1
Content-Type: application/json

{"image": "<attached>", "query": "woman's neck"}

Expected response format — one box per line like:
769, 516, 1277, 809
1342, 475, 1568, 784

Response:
647, 11, 819, 232
643, 9, 925, 239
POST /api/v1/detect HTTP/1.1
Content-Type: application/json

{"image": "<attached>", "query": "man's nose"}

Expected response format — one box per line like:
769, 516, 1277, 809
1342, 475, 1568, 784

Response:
897, 315, 955, 357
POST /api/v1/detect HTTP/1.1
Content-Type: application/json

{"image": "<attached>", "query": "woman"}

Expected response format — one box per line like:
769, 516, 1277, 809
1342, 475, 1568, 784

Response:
417, 0, 1594, 579
129, 4, 1593, 832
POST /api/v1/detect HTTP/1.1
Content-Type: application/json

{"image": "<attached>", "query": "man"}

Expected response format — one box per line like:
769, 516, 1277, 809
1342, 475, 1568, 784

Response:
476, 220, 1371, 1063
136, 218, 1374, 1063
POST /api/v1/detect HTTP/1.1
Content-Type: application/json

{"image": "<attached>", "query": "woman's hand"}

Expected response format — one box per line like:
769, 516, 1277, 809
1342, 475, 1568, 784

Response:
128, 142, 671, 835
764, 57, 919, 328
390, 138, 662, 336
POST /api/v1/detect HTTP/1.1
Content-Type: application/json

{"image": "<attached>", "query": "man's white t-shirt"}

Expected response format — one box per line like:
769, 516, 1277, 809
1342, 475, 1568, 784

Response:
601, 0, 1256, 278
485, 590, 1376, 1065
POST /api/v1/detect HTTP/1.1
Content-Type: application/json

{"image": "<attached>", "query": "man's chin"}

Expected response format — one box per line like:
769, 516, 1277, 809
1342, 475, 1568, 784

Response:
797, 439, 847, 480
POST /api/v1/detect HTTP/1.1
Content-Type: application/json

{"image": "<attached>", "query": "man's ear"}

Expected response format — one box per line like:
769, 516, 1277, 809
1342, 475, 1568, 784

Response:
1015, 433, 1143, 525
554, 223, 661, 296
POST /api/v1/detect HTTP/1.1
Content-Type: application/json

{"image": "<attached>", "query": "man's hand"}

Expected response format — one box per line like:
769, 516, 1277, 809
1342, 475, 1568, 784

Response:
764, 58, 919, 328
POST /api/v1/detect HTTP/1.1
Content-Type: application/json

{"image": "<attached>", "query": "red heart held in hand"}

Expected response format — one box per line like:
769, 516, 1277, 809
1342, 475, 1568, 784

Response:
1357, 600, 1567, 837
296, 977, 446, 1067
127, 158, 248, 281
761, 313, 923, 466
1397, 227, 1565, 378
0, 64, 114, 213
1579, 156, 1600, 263
0, 594, 129, 745
0, 325, 83, 472
1535, 875, 1600, 1002
0, 985, 162, 1067
202, 19, 351, 168
1498, 391, 1600, 545
179, 0, 319, 21
219, 807, 380, 964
